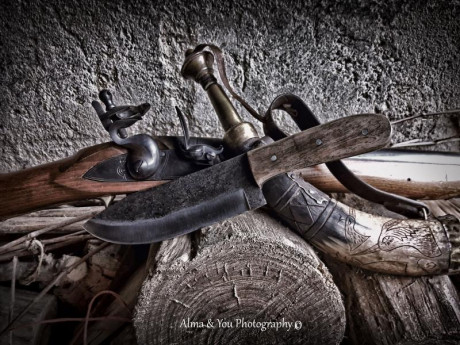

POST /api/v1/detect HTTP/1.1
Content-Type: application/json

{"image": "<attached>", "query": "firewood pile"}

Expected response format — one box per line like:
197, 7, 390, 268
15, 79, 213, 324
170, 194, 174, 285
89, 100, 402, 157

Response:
1, 196, 460, 344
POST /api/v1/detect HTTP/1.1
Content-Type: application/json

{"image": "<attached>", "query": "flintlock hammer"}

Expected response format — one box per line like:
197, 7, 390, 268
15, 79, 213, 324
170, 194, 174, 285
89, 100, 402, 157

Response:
85, 45, 460, 276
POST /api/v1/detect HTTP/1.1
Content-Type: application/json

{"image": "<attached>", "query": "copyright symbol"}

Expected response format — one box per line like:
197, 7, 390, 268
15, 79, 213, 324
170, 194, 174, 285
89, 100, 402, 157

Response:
294, 321, 302, 330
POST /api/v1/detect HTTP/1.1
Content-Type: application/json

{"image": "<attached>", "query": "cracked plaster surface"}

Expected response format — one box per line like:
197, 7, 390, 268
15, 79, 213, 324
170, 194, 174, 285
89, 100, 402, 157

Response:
0, 0, 459, 171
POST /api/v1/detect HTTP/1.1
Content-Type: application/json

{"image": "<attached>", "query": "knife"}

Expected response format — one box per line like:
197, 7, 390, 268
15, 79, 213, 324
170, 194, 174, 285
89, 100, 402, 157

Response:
84, 114, 391, 244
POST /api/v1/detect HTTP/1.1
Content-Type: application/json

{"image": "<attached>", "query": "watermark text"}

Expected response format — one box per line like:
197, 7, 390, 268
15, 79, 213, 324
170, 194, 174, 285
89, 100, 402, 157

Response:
179, 317, 302, 331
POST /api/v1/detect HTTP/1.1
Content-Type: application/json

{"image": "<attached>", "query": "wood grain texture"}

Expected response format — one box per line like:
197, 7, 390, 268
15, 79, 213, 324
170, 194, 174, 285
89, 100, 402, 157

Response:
425, 199, 460, 219
325, 259, 460, 345
0, 143, 165, 219
425, 199, 460, 275
297, 161, 460, 200
134, 210, 346, 345
0, 206, 105, 234
247, 114, 391, 186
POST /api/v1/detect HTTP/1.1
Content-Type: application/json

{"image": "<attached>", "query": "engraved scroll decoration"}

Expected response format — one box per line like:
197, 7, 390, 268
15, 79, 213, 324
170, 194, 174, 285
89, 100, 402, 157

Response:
263, 172, 450, 275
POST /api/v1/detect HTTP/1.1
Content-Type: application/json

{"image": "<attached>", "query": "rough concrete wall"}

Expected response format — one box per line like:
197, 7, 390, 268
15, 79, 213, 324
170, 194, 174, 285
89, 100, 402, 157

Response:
0, 0, 459, 172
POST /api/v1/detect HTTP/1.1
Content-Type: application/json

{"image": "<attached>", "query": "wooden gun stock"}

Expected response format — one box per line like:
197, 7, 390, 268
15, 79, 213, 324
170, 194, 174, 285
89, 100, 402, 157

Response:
1, 148, 459, 219
298, 149, 460, 200
0, 143, 165, 219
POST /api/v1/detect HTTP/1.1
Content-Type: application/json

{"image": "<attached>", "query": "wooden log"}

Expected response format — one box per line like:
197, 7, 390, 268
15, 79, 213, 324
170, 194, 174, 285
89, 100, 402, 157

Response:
0, 286, 57, 345
134, 210, 346, 345
52, 241, 124, 312
321, 194, 460, 344
0, 206, 105, 235
324, 260, 460, 344
66, 243, 147, 345
0, 242, 124, 313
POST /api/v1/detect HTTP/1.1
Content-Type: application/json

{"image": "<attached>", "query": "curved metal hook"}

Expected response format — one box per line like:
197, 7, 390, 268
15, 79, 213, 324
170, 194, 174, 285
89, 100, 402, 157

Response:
175, 106, 223, 165
92, 90, 160, 180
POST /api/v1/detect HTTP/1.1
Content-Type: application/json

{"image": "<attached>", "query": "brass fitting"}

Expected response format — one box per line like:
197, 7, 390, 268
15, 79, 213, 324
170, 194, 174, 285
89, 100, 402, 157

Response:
181, 49, 259, 153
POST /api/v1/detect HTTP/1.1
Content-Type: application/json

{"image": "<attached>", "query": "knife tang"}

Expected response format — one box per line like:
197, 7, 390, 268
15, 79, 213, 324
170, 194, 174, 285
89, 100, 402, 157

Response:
247, 114, 391, 186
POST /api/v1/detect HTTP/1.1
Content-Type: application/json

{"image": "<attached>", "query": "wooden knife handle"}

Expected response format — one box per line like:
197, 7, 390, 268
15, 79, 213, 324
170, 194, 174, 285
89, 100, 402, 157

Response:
262, 173, 455, 276
0, 143, 165, 219
247, 114, 391, 186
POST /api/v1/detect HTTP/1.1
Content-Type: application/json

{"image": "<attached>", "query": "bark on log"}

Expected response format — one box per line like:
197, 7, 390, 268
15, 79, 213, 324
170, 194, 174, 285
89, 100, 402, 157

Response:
134, 210, 346, 345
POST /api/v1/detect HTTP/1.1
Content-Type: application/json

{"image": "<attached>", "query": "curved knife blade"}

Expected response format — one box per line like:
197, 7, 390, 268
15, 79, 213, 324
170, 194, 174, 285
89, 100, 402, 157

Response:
84, 154, 263, 244
85, 114, 391, 244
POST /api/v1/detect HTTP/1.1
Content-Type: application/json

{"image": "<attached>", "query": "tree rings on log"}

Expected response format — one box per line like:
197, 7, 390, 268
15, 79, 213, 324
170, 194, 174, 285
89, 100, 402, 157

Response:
135, 210, 345, 344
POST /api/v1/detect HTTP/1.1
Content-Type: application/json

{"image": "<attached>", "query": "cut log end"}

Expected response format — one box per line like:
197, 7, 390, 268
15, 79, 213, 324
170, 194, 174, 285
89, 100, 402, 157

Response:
134, 210, 345, 345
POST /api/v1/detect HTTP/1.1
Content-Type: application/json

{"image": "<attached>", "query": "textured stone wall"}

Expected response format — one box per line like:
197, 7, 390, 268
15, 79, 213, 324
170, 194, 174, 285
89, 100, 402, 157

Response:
1, 0, 459, 171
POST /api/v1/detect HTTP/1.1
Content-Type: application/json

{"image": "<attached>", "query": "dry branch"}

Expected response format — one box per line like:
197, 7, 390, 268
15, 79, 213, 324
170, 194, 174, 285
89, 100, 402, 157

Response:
0, 206, 104, 235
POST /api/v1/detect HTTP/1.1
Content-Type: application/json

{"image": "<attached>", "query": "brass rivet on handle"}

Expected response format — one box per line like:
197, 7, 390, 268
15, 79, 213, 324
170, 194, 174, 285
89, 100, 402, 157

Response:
271, 155, 277, 162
